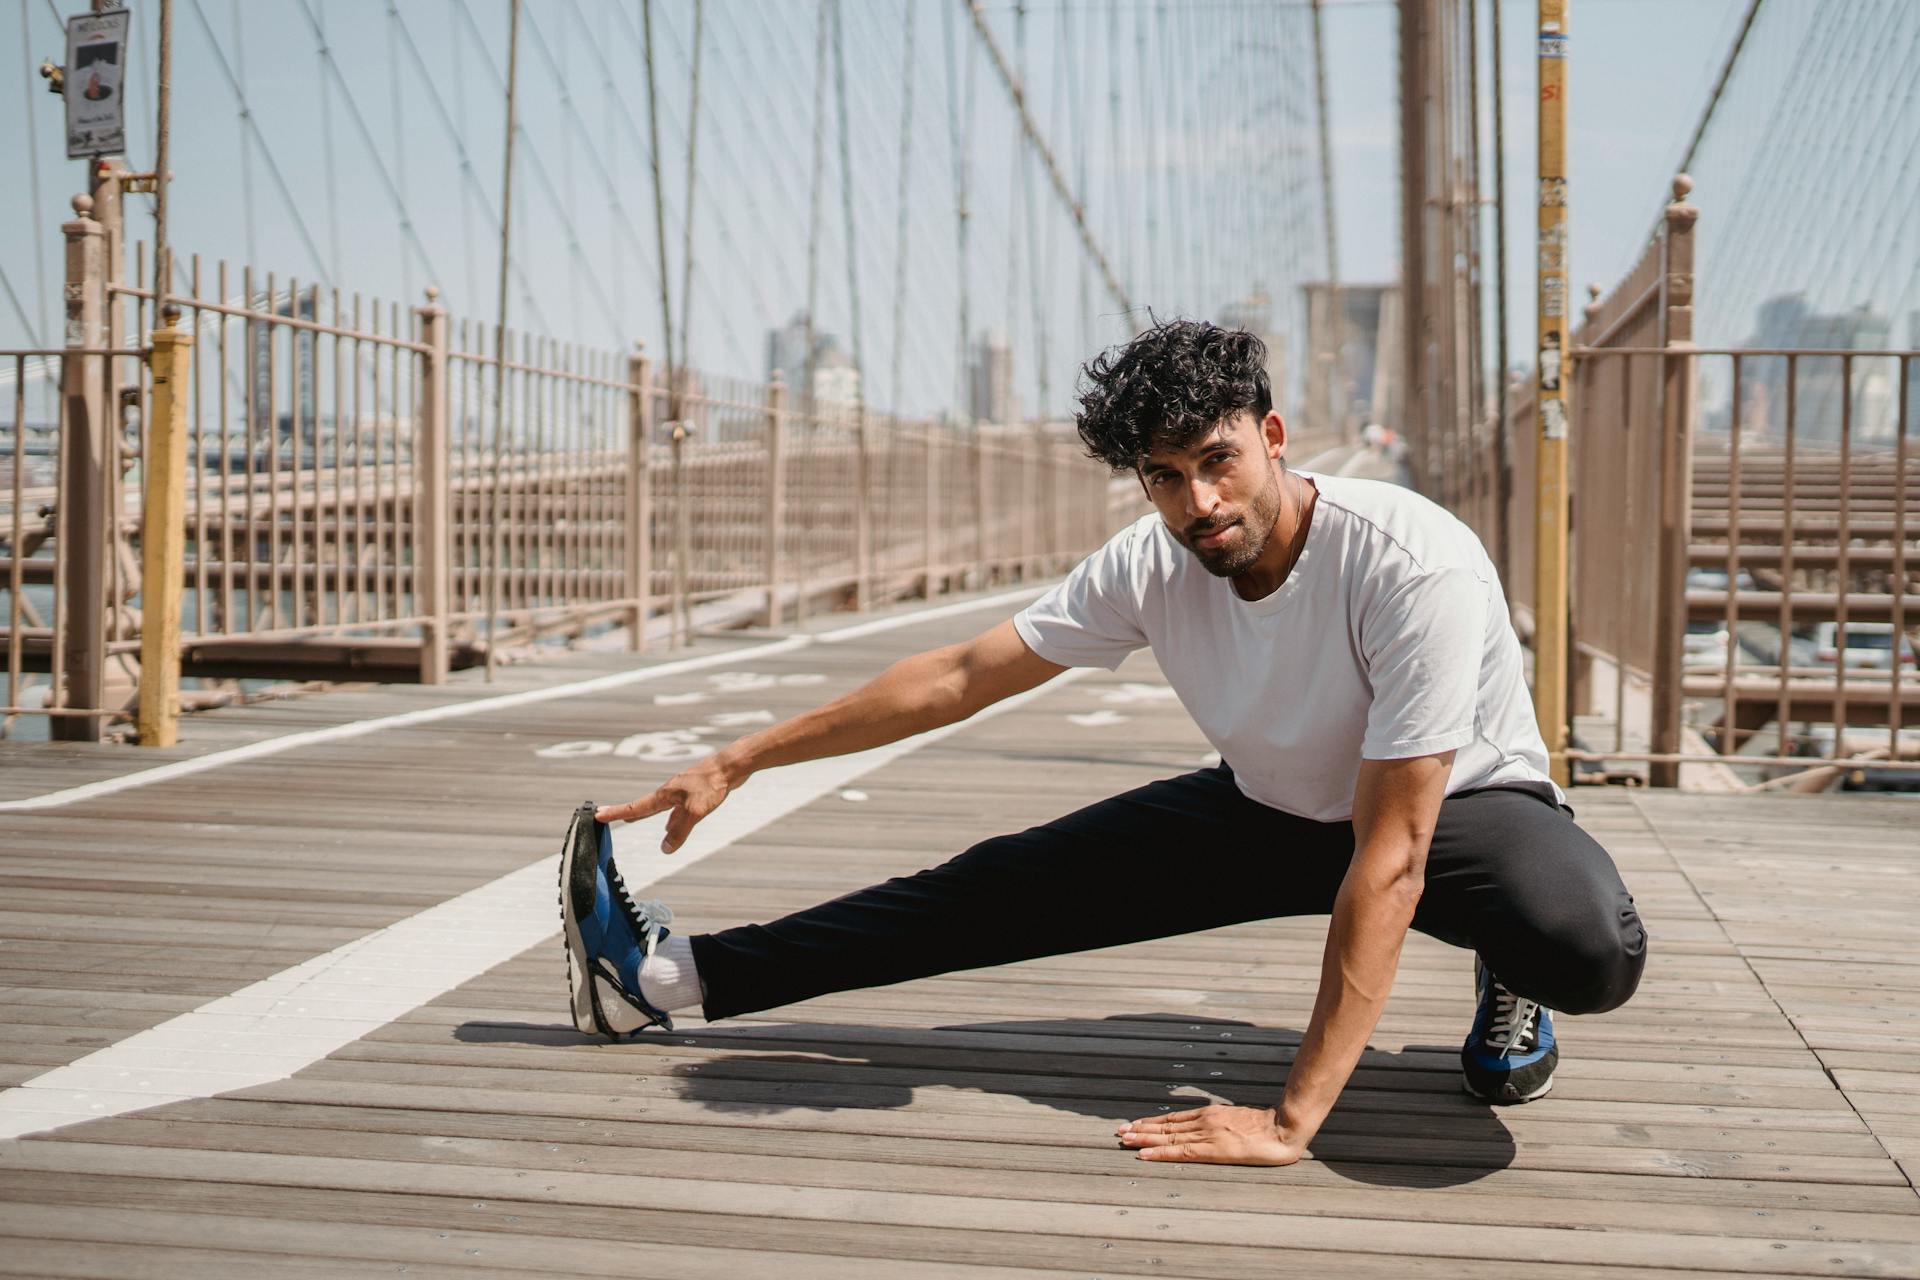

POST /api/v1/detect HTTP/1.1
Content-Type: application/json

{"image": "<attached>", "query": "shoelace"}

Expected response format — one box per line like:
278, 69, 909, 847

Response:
609, 867, 673, 958
1488, 985, 1540, 1058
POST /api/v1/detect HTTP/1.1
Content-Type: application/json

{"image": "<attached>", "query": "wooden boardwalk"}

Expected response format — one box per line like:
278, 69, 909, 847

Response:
2, 588, 1917, 1278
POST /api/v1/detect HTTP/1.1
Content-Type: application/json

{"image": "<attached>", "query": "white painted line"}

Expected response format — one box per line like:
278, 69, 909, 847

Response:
0, 587, 1054, 814
0, 638, 796, 814
813, 585, 1048, 643
0, 668, 1089, 1139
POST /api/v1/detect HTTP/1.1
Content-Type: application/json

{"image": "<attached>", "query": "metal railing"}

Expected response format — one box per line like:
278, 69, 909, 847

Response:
3, 209, 1127, 742
1448, 176, 1919, 786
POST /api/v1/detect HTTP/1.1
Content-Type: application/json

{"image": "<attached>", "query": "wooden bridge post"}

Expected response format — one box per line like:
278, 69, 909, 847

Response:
764, 371, 786, 628
625, 343, 652, 652
135, 313, 192, 746
54, 195, 109, 742
1650, 175, 1700, 787
412, 290, 451, 684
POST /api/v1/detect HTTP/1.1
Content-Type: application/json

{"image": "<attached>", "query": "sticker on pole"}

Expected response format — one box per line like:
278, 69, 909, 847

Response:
1539, 34, 1568, 59
1539, 333, 1563, 392
1540, 398, 1568, 441
64, 7, 131, 159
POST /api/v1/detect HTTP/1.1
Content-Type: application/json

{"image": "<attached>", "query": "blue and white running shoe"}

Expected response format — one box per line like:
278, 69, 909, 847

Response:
560, 802, 676, 1040
1461, 956, 1556, 1103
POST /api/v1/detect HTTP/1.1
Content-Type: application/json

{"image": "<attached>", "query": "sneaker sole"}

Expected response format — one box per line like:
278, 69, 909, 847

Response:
1462, 1073, 1554, 1104
559, 802, 607, 1038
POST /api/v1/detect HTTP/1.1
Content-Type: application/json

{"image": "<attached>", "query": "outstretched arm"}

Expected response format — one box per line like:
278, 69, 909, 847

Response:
1118, 750, 1453, 1165
597, 619, 1067, 852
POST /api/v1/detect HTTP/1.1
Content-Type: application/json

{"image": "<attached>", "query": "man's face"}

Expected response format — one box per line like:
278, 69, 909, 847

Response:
1139, 411, 1287, 578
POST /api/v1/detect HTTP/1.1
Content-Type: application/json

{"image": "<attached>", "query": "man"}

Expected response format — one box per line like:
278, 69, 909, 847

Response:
561, 320, 1646, 1169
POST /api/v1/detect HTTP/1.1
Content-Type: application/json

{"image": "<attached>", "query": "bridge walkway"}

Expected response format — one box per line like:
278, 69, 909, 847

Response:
0, 587, 1916, 1276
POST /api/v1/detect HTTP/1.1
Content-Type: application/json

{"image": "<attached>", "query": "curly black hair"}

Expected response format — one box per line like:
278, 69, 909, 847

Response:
1073, 319, 1273, 471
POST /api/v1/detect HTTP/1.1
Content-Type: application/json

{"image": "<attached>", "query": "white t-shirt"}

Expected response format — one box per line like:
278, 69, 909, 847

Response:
1013, 472, 1560, 822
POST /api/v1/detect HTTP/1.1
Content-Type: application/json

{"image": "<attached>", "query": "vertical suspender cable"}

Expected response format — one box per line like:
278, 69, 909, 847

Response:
1135, 6, 1155, 307
889, 3, 917, 414
1310, 0, 1343, 440
450, 0, 477, 310
1018, 2, 1048, 421
965, 0, 1129, 316
1465, 0, 1485, 457
386, 1, 409, 305
942, 0, 976, 419
642, 0, 676, 404
229, 0, 256, 269
642, 0, 689, 644
831, 0, 863, 406
484, 0, 521, 683
1492, 0, 1512, 580
18, 0, 50, 345
153, 0, 173, 317
1107, 0, 1124, 302
316, 4, 341, 282
1060, 0, 1089, 362
677, 0, 704, 372
830, 0, 868, 604
803, 0, 829, 413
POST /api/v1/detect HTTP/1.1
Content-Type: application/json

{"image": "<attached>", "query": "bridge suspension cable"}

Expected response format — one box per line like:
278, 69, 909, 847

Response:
964, 0, 1130, 316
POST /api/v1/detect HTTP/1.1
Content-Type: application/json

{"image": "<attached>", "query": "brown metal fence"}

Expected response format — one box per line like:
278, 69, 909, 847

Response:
1687, 351, 1917, 780
6, 215, 1127, 742
1452, 176, 1919, 785
112, 264, 433, 650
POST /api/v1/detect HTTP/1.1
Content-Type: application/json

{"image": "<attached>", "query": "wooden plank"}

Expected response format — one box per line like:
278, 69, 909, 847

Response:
40, 1115, 1920, 1244
115, 1095, 1920, 1213
5, 1142, 1915, 1277
1, 1172, 1847, 1280
0, 1203, 1099, 1280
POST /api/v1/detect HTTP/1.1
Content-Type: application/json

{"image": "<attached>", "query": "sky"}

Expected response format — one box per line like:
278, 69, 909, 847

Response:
2, 0, 1756, 421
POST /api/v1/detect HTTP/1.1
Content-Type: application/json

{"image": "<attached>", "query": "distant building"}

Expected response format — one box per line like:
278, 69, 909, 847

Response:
969, 329, 1014, 424
250, 289, 319, 452
1300, 281, 1401, 443
810, 336, 860, 412
765, 311, 861, 413
765, 311, 811, 395
1909, 311, 1920, 438
1732, 294, 1895, 443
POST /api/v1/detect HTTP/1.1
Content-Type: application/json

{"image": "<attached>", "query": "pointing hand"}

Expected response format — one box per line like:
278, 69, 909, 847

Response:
597, 754, 739, 854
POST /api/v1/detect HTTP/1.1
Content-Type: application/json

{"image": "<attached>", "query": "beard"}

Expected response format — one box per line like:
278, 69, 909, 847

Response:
1177, 468, 1287, 578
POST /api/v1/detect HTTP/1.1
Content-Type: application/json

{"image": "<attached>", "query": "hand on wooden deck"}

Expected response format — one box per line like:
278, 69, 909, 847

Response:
1115, 1104, 1308, 1167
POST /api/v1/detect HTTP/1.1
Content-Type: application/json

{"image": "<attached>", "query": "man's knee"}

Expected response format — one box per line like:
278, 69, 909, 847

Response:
1540, 899, 1647, 1015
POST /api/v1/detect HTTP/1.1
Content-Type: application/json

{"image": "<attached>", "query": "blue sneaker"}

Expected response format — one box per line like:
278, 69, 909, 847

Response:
559, 802, 676, 1040
1461, 957, 1556, 1103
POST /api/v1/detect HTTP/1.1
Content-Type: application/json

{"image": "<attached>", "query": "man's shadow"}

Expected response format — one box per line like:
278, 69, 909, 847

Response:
456, 1011, 1515, 1187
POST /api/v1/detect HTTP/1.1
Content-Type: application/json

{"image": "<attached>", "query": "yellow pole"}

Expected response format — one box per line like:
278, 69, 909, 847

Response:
137, 314, 193, 746
1533, 0, 1571, 784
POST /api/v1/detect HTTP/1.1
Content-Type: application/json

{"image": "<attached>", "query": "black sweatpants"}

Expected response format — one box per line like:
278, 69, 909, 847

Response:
690, 766, 1647, 1022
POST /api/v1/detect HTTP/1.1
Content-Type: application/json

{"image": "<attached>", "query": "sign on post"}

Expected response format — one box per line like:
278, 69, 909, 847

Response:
64, 7, 131, 159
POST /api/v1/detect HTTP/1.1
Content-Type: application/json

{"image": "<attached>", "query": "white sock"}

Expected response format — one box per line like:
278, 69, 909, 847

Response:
639, 933, 704, 1014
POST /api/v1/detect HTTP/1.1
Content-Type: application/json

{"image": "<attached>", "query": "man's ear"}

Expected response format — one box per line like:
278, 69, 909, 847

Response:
1262, 410, 1289, 462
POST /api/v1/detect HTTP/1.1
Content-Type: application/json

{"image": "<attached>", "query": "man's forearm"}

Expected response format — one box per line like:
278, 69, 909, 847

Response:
1276, 864, 1421, 1146
716, 647, 975, 781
